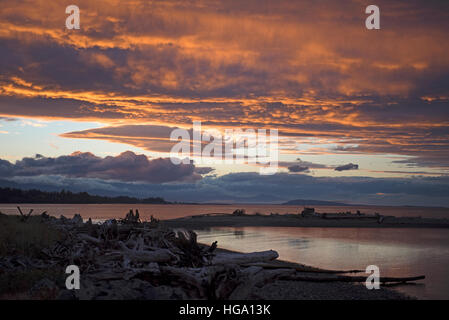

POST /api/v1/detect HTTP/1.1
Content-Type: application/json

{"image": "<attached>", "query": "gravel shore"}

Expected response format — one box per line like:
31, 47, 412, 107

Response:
256, 280, 410, 300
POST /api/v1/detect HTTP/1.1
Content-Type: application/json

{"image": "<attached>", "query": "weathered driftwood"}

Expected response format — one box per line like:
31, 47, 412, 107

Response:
159, 266, 209, 297
212, 250, 278, 265
229, 267, 296, 300
17, 206, 33, 222
156, 264, 285, 299
78, 233, 102, 244
2, 209, 426, 300
282, 273, 425, 284
242, 262, 364, 274
118, 241, 176, 263
121, 209, 145, 224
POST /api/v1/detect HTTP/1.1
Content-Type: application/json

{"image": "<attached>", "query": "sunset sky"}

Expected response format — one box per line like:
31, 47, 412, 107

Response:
0, 0, 448, 205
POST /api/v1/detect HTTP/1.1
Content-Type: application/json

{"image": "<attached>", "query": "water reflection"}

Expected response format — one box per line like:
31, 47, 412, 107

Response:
195, 227, 449, 300
287, 238, 311, 250
233, 230, 245, 239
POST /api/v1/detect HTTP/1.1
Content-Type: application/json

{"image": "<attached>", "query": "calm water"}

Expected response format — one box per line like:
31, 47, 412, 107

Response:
196, 227, 449, 300
2, 203, 449, 299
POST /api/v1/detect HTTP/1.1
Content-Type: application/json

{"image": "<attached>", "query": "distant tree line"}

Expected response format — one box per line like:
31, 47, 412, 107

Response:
0, 187, 169, 204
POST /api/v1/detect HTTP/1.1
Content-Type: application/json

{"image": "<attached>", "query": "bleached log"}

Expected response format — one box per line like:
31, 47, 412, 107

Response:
118, 241, 176, 263
158, 265, 246, 299
229, 268, 295, 300
213, 266, 248, 299
282, 273, 425, 284
241, 262, 364, 274
212, 250, 278, 265
78, 233, 102, 244
159, 266, 207, 297
215, 266, 262, 299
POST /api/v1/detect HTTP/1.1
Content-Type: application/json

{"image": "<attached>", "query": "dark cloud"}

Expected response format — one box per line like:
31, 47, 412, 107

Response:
0, 151, 212, 183
280, 159, 328, 173
194, 167, 215, 175
2, 171, 449, 207
287, 165, 309, 173
0, 159, 13, 173
334, 163, 359, 171
1, 0, 448, 109
61, 124, 179, 153
0, 117, 17, 121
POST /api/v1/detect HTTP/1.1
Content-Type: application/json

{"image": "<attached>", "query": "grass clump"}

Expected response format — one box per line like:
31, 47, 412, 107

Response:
0, 213, 62, 258
0, 213, 64, 298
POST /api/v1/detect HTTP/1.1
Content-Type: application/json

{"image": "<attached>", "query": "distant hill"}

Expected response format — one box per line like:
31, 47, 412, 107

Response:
0, 187, 169, 204
282, 199, 351, 206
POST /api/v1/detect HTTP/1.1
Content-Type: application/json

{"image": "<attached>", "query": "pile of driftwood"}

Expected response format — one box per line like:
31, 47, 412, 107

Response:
1, 209, 425, 300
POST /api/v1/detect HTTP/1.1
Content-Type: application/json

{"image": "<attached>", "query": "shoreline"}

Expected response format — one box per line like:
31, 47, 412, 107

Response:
0, 211, 421, 300
162, 212, 449, 229
208, 245, 413, 300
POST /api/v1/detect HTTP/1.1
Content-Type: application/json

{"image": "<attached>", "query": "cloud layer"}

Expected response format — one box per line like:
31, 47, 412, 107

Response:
0, 0, 449, 206
0, 151, 212, 183
0, 0, 448, 171
2, 170, 449, 207
335, 163, 359, 172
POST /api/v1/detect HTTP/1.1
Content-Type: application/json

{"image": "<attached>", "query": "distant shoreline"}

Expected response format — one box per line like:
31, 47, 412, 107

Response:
163, 212, 449, 229
1, 186, 449, 208
1, 202, 449, 209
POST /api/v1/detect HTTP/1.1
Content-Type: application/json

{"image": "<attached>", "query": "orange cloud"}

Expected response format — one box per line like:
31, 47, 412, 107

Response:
0, 0, 448, 170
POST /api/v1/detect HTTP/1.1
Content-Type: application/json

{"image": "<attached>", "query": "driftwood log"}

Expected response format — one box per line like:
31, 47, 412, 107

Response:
212, 250, 279, 265
17, 206, 34, 222
242, 262, 364, 274
282, 273, 425, 284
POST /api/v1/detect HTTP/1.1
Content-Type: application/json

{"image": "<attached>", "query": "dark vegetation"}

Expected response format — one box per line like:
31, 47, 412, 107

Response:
0, 213, 62, 257
0, 213, 65, 298
0, 187, 168, 204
